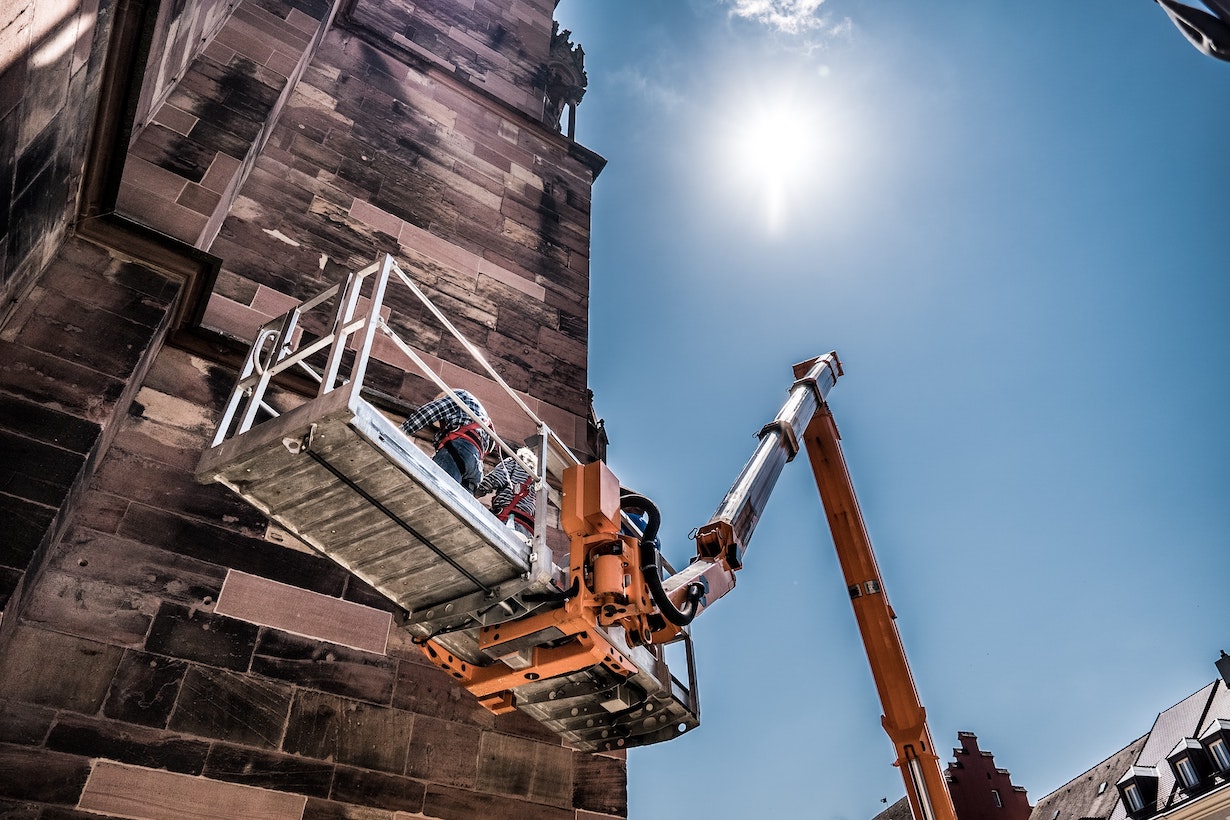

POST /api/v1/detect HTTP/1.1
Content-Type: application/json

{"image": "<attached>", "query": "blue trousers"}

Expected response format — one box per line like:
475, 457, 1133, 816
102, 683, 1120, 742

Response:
434, 439, 482, 492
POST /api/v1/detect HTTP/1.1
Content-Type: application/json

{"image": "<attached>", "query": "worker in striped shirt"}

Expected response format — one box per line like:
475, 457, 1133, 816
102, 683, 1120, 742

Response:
476, 447, 538, 538
400, 389, 493, 493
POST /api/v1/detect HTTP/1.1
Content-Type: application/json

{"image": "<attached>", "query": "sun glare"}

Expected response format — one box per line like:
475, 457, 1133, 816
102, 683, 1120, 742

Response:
718, 93, 840, 234
739, 108, 815, 183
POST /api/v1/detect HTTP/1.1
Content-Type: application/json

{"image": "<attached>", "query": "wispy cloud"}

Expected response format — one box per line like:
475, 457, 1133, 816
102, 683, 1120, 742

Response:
726, 0, 851, 39
611, 66, 685, 110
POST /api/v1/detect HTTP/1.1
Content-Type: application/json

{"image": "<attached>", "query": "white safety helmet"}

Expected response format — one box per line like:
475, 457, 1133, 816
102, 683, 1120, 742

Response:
515, 447, 538, 474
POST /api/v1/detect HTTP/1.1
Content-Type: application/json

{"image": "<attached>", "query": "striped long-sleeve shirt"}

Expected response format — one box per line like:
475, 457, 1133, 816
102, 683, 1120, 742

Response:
399, 389, 493, 453
476, 456, 535, 523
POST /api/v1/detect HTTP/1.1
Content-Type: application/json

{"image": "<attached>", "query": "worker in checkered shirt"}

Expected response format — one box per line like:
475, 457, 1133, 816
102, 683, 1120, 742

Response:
400, 389, 493, 493
477, 447, 538, 538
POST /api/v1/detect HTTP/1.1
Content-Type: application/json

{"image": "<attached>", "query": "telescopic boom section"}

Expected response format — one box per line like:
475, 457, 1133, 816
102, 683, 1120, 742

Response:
662, 353, 844, 620
695, 352, 843, 568
799, 383, 957, 820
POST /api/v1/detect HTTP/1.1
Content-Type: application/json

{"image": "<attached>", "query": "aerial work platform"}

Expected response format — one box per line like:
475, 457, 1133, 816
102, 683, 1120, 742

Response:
195, 378, 553, 625
196, 255, 955, 807
197, 255, 698, 751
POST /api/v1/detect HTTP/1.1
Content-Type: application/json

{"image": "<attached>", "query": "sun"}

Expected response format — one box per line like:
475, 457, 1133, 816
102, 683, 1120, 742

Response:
738, 106, 816, 184
713, 87, 842, 234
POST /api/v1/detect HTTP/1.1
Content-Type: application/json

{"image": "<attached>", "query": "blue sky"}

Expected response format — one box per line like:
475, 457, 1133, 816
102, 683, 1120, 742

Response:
551, 1, 1229, 818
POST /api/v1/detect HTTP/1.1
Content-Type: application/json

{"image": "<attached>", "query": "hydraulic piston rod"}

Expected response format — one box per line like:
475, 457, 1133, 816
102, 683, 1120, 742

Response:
694, 351, 843, 570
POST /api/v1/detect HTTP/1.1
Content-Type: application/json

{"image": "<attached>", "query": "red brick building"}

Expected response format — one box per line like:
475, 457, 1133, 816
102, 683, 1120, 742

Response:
0, 0, 622, 816
872, 732, 1032, 820
946, 732, 1032, 820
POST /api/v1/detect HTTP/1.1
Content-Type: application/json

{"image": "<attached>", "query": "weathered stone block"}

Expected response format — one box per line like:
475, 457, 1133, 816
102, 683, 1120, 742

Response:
45, 713, 211, 774
22, 291, 163, 379
328, 766, 425, 814
0, 745, 91, 803
0, 566, 21, 610
476, 731, 573, 808
572, 750, 627, 816
494, 301, 558, 349
20, 564, 157, 648
0, 700, 56, 745
301, 796, 394, 820
71, 491, 128, 534
168, 666, 292, 748
94, 445, 260, 528
405, 714, 478, 788
29, 527, 223, 648
203, 742, 335, 796
0, 493, 56, 571
536, 324, 585, 369
421, 782, 574, 820
0, 428, 87, 507
38, 258, 177, 329
129, 123, 216, 185
145, 600, 259, 670
119, 504, 349, 596
115, 391, 219, 472
102, 650, 189, 728
0, 393, 101, 454
0, 343, 126, 423
178, 182, 224, 216
250, 628, 396, 704
0, 626, 122, 713
56, 528, 226, 607
0, 797, 40, 819
283, 690, 412, 774
140, 349, 236, 416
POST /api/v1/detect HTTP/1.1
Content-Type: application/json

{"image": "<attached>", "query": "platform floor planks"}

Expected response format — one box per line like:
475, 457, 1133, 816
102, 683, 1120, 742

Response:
197, 384, 538, 621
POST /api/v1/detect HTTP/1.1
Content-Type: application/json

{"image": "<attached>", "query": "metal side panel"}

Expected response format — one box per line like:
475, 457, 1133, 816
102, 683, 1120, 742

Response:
196, 384, 535, 619
509, 645, 700, 752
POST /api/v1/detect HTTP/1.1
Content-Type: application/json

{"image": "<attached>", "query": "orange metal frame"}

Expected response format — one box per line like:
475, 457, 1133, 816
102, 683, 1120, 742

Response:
420, 459, 667, 712
417, 354, 956, 820
800, 394, 957, 820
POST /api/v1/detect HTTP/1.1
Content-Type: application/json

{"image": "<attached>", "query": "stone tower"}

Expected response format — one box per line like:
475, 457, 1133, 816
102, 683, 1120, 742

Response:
0, 0, 622, 815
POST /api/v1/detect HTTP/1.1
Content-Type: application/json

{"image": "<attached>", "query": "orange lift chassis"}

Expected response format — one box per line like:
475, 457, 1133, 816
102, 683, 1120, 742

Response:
423, 351, 956, 820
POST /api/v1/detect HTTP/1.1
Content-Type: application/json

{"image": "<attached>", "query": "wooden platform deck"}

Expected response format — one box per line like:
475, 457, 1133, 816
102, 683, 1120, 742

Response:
196, 382, 556, 634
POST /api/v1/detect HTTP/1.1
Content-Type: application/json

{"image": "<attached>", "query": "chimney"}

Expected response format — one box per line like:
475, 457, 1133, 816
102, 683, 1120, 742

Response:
1217, 650, 1230, 687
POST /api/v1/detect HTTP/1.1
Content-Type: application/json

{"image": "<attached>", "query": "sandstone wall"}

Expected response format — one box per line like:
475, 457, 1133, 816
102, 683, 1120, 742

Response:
0, 0, 623, 816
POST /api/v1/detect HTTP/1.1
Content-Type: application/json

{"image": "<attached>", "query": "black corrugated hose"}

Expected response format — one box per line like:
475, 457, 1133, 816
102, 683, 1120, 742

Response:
620, 494, 705, 627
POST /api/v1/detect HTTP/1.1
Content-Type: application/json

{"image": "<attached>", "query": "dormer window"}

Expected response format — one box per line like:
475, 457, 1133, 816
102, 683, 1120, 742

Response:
1176, 756, 1199, 788
1210, 737, 1230, 771
1199, 719, 1230, 773
1116, 765, 1159, 817
1123, 783, 1145, 813
1167, 738, 1211, 793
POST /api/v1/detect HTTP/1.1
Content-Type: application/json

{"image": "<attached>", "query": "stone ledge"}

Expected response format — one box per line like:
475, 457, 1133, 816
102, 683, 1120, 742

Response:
216, 569, 392, 654
78, 760, 308, 820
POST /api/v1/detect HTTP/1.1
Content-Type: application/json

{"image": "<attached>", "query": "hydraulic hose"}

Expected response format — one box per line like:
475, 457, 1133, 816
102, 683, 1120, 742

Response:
621, 494, 705, 627
522, 577, 580, 604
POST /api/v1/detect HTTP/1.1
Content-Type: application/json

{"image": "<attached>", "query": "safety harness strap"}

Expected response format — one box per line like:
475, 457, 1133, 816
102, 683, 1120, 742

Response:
495, 475, 535, 528
437, 420, 491, 453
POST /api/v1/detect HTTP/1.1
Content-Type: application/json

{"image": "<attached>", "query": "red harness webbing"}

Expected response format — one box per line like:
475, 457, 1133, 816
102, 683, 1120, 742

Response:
437, 420, 490, 453
496, 475, 535, 527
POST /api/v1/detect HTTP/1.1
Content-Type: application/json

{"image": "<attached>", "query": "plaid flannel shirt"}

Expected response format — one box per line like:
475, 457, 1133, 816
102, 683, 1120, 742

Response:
400, 389, 493, 453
